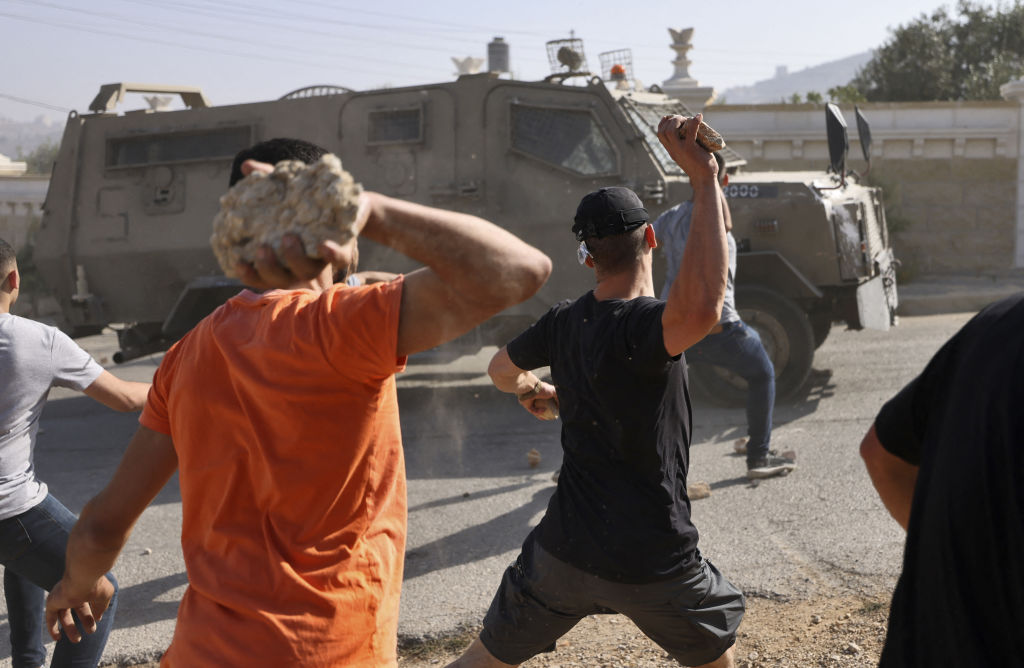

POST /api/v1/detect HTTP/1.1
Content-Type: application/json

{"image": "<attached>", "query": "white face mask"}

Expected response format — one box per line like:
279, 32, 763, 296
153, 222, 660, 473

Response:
577, 240, 592, 266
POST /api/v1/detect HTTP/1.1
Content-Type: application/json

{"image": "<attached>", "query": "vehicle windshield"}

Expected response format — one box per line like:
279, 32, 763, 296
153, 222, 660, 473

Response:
619, 97, 686, 175
618, 96, 747, 176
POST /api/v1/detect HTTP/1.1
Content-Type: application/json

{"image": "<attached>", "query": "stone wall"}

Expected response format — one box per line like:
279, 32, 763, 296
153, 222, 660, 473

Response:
705, 99, 1023, 275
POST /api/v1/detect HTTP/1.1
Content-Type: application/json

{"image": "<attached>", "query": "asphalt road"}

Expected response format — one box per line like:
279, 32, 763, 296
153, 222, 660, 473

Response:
0, 311, 973, 666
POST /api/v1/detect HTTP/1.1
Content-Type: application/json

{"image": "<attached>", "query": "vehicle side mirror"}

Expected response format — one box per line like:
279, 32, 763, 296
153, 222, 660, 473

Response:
825, 103, 849, 179
855, 106, 872, 164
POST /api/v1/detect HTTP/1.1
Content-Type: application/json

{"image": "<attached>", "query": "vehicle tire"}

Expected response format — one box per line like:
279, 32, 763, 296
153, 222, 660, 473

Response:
688, 286, 815, 406
810, 313, 832, 349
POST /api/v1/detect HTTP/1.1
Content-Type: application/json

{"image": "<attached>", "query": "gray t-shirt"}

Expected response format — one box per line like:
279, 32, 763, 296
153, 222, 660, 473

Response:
651, 200, 739, 325
0, 313, 103, 520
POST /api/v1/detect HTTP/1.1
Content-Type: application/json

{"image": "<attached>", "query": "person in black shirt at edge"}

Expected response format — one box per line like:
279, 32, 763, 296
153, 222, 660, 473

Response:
860, 293, 1024, 667
446, 114, 744, 668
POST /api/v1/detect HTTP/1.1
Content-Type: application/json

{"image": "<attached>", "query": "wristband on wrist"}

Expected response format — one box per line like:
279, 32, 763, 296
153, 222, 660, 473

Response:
517, 380, 542, 401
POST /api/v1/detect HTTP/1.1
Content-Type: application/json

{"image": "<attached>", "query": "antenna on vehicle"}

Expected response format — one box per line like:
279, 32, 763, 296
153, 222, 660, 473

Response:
823, 103, 849, 189
855, 106, 872, 177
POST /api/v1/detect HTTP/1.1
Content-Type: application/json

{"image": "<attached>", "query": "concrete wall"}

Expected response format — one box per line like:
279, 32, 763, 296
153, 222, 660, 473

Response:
706, 98, 1023, 275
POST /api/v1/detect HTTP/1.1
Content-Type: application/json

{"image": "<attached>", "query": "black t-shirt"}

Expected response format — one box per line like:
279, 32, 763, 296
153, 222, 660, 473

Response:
507, 291, 699, 583
874, 294, 1024, 666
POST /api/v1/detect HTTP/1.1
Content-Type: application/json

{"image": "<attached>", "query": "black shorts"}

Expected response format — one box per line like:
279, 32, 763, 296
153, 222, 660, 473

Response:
480, 535, 745, 665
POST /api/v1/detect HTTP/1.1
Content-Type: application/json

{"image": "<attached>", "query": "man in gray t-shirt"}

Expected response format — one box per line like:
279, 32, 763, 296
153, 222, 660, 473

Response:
652, 154, 795, 480
0, 238, 150, 667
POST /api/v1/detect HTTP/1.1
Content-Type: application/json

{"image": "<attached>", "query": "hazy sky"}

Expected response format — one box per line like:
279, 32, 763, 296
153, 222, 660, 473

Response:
0, 0, 1003, 123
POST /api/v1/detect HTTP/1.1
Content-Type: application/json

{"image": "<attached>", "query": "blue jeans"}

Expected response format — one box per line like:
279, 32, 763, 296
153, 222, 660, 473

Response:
0, 494, 118, 668
687, 321, 775, 464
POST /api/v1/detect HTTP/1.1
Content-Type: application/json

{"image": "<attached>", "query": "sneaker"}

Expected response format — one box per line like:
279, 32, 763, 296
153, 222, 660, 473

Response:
733, 437, 749, 454
747, 454, 797, 479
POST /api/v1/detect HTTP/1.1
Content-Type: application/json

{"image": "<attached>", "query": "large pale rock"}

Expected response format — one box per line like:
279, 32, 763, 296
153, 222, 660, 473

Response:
210, 154, 363, 277
681, 117, 725, 152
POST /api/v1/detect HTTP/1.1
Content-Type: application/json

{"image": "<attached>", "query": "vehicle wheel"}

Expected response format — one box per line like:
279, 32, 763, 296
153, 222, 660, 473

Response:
688, 287, 815, 406
810, 313, 831, 349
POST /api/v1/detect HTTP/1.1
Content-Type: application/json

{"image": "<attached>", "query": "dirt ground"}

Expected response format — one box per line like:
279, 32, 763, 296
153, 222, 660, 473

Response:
115, 593, 890, 667
396, 593, 891, 668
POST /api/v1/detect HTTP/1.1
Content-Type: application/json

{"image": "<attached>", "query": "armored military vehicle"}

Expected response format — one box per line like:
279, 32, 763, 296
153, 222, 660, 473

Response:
35, 55, 897, 403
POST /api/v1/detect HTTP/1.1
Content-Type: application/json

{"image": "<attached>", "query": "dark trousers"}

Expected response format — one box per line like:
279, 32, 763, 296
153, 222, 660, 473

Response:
687, 320, 776, 464
1, 494, 118, 668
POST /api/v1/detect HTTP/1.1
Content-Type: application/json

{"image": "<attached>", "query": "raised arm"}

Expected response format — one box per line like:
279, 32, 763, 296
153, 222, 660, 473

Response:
82, 371, 150, 412
657, 114, 728, 356
45, 425, 178, 642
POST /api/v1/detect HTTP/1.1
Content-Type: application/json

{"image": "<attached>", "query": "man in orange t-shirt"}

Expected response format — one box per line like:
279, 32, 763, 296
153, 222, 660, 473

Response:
42, 138, 551, 666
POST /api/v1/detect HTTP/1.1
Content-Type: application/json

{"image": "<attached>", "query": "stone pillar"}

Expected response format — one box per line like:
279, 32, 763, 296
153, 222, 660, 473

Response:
661, 27, 716, 112
1000, 77, 1024, 268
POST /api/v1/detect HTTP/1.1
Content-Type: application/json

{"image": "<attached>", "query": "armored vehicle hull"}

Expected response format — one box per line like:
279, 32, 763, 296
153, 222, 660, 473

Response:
36, 76, 897, 401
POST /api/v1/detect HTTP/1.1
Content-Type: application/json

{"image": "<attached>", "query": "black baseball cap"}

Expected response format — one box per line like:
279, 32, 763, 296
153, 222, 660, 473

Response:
572, 187, 649, 241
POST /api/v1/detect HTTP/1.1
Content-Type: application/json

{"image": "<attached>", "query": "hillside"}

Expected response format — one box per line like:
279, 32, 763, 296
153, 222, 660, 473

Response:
720, 51, 872, 104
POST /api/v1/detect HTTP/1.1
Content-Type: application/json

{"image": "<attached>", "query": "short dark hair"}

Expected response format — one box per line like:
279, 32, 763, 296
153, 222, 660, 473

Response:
0, 238, 16, 276
583, 225, 648, 275
228, 137, 328, 186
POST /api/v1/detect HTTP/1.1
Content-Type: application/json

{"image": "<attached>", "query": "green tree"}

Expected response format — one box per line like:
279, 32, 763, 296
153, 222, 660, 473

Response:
805, 91, 824, 104
788, 92, 803, 104
852, 1, 1024, 101
16, 140, 60, 175
827, 84, 867, 104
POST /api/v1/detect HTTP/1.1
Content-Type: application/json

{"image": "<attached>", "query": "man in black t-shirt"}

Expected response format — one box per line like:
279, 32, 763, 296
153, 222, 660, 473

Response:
861, 294, 1024, 666
446, 115, 744, 668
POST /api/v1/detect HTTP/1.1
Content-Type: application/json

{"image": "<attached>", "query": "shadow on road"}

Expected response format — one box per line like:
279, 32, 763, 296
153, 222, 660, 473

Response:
786, 367, 837, 406
709, 476, 753, 492
689, 365, 836, 437
399, 371, 486, 384
404, 485, 554, 580
408, 480, 536, 514
0, 572, 188, 660
113, 572, 189, 630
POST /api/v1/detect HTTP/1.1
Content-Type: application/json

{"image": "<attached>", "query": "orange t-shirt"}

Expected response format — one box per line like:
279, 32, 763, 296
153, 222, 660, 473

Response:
140, 279, 407, 667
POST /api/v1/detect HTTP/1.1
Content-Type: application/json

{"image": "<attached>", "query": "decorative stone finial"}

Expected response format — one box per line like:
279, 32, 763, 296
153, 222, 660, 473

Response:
452, 57, 485, 76
662, 27, 716, 111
